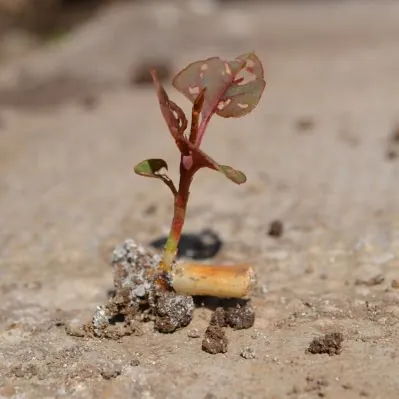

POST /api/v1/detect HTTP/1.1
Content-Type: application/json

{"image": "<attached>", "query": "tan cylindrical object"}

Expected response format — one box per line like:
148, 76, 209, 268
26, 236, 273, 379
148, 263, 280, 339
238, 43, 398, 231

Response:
170, 262, 256, 298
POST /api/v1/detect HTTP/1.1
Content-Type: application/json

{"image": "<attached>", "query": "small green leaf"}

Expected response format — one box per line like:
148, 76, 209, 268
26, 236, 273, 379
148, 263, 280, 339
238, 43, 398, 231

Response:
182, 139, 247, 185
218, 165, 247, 184
134, 158, 177, 195
134, 158, 168, 177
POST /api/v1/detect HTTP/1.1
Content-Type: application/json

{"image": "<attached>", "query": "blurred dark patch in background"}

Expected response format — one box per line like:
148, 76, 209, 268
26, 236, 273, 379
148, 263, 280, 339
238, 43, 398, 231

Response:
0, 0, 120, 37
0, 0, 351, 39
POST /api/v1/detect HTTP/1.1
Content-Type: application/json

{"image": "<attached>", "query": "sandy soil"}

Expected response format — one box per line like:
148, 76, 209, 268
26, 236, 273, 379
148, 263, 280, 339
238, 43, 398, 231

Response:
1, 1, 399, 398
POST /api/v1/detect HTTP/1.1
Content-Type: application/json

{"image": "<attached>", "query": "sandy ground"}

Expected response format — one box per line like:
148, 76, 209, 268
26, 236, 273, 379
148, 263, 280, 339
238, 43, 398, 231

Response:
1, 1, 399, 398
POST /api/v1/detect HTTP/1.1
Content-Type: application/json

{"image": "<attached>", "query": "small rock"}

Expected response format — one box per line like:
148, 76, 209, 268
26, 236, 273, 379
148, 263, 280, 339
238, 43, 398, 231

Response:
268, 220, 284, 238
202, 325, 228, 354
133, 285, 146, 298
240, 347, 256, 359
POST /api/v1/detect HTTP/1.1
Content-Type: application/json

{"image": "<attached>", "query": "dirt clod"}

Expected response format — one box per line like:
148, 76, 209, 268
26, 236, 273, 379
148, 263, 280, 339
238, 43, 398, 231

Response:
225, 302, 255, 330
87, 240, 160, 338
202, 325, 228, 354
240, 347, 256, 359
307, 332, 344, 356
268, 220, 284, 238
154, 291, 194, 333
210, 307, 227, 327
85, 239, 196, 337
210, 301, 255, 330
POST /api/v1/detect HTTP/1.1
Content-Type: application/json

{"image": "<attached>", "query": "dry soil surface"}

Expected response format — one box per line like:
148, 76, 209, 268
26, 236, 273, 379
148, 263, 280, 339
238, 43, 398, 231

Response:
1, 1, 399, 398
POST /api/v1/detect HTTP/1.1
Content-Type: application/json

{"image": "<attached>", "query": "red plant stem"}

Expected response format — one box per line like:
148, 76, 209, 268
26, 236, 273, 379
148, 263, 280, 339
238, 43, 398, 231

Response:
161, 158, 196, 272
195, 114, 212, 148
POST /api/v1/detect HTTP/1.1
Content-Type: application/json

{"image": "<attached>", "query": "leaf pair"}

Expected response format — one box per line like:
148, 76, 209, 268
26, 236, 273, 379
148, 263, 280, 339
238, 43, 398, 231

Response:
134, 53, 266, 191
134, 143, 246, 189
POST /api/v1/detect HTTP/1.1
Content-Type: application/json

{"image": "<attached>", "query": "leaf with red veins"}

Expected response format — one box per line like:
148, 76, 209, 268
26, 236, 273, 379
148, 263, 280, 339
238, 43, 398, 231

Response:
172, 53, 266, 146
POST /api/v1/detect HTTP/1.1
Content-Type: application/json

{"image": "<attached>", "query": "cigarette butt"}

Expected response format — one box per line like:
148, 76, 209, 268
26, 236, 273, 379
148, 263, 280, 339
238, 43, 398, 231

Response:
170, 262, 256, 298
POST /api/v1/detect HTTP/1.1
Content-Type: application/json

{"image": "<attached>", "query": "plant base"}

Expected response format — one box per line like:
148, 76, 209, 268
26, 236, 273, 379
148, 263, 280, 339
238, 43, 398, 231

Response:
83, 239, 256, 339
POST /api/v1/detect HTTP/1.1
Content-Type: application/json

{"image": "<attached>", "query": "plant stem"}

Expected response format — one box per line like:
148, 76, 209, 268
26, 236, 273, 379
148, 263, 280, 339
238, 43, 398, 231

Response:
161, 159, 195, 272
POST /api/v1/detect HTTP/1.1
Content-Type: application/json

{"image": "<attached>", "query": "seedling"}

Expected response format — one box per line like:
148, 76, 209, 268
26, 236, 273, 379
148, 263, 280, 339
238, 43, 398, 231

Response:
134, 52, 266, 298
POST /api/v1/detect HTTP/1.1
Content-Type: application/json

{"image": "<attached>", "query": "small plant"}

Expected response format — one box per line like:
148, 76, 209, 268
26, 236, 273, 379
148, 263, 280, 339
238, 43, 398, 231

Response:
134, 52, 266, 298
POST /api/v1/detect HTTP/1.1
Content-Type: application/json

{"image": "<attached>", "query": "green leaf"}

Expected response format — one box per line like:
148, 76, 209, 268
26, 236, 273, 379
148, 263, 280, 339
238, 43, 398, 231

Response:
172, 52, 266, 120
218, 165, 247, 184
182, 139, 247, 185
134, 158, 168, 177
134, 158, 177, 195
